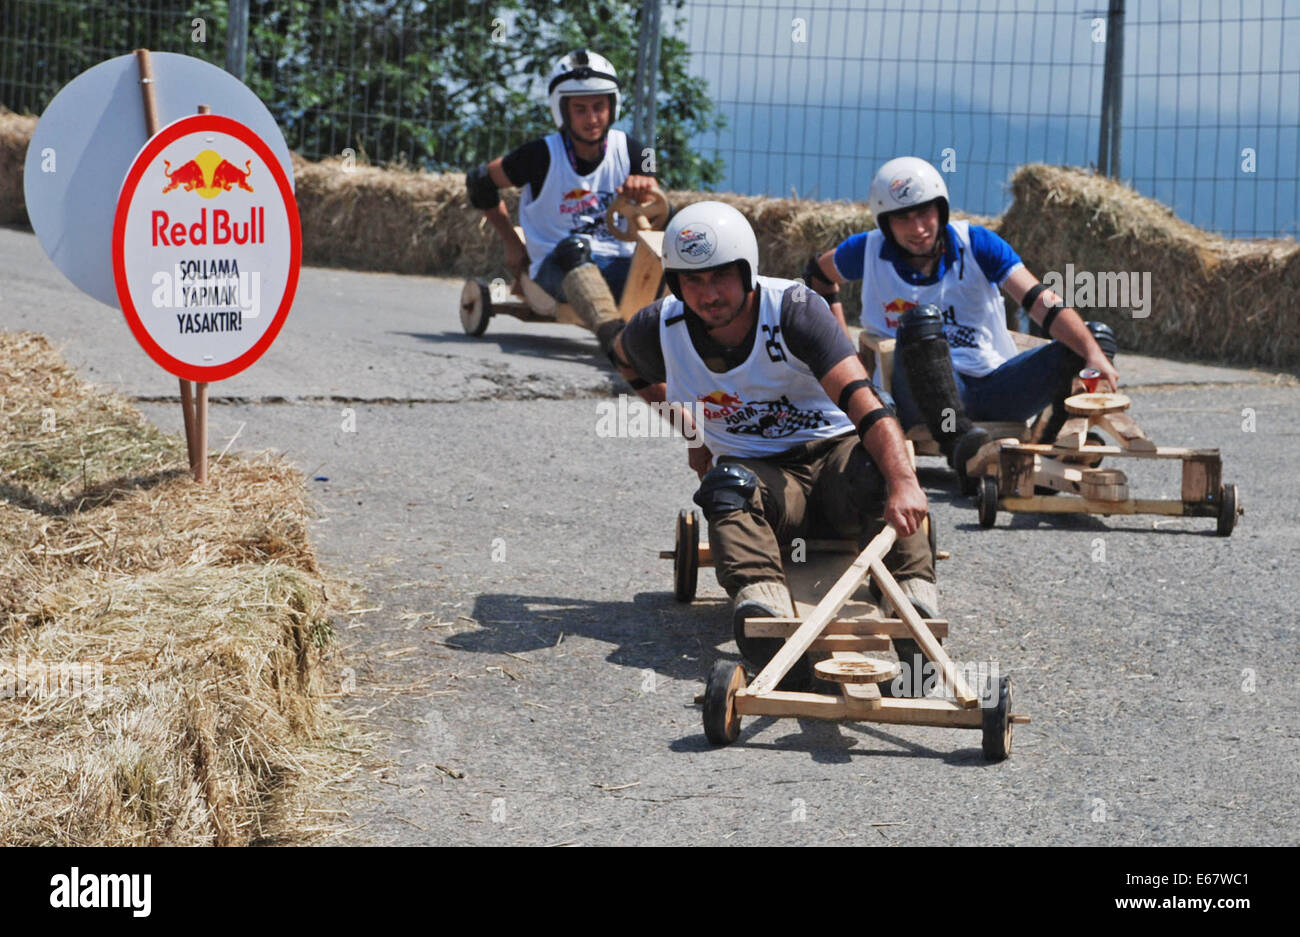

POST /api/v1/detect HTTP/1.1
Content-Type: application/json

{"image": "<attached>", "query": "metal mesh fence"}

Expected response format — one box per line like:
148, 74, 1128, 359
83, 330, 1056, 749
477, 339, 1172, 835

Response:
1, 0, 1296, 237
678, 0, 1299, 238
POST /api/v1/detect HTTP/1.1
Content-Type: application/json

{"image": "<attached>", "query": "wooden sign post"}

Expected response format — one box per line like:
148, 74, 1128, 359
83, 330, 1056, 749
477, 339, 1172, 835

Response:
115, 50, 300, 484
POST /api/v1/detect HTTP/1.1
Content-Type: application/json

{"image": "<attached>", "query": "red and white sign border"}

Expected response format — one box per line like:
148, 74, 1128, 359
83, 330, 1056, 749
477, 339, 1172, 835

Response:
112, 113, 301, 382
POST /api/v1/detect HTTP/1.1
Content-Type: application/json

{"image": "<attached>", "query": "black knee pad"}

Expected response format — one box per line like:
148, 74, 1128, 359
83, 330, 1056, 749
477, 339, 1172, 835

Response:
1086, 320, 1118, 361
693, 464, 757, 521
897, 303, 947, 346
553, 235, 593, 273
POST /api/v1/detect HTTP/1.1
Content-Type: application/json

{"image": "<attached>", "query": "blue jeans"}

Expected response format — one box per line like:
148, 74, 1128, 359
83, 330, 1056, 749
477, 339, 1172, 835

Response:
889, 341, 1079, 430
532, 248, 631, 303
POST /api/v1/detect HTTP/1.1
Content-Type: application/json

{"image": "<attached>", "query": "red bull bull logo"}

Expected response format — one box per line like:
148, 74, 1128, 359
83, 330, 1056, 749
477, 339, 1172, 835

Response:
559, 187, 601, 215
699, 389, 744, 419
882, 297, 916, 329
162, 149, 254, 198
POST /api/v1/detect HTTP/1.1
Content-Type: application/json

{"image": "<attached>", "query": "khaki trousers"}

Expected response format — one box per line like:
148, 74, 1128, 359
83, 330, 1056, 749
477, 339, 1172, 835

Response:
705, 433, 934, 597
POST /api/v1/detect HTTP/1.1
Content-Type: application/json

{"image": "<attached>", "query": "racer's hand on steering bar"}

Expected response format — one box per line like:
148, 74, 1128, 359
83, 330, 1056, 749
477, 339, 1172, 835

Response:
618, 176, 657, 202
884, 479, 928, 539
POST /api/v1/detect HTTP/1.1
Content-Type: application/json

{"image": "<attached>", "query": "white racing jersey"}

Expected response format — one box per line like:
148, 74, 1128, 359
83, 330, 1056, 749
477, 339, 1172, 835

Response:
660, 276, 853, 460
857, 220, 1020, 378
517, 129, 636, 278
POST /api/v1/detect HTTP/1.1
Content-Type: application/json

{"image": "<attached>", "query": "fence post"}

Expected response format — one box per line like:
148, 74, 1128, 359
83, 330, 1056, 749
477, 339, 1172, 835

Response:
632, 0, 662, 146
1097, 0, 1125, 177
225, 0, 249, 80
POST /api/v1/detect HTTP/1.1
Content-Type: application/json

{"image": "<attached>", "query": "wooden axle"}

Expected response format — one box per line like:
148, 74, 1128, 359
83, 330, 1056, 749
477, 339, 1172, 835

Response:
744, 617, 950, 639
659, 538, 864, 566
734, 691, 991, 728
1000, 442, 1220, 461
999, 495, 1221, 517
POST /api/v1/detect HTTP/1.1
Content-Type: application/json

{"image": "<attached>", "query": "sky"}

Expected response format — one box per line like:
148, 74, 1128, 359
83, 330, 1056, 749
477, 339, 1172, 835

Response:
672, 0, 1300, 238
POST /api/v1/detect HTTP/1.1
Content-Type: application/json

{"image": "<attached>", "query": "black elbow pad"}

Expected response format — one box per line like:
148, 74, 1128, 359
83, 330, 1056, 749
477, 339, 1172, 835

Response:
466, 163, 499, 210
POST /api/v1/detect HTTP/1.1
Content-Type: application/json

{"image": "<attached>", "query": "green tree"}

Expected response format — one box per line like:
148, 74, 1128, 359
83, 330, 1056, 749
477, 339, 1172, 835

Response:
0, 0, 725, 189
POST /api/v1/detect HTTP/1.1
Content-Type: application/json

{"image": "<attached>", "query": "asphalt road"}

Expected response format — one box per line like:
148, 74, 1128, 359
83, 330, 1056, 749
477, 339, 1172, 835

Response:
3, 224, 1298, 846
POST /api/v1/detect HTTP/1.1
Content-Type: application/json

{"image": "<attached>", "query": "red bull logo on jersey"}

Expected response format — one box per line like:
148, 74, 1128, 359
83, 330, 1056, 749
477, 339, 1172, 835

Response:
560, 187, 602, 214
698, 389, 745, 420
162, 149, 254, 198
882, 297, 916, 329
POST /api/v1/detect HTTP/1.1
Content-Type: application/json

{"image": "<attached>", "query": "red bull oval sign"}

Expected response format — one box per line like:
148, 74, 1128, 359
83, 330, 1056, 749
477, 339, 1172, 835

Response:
112, 114, 301, 381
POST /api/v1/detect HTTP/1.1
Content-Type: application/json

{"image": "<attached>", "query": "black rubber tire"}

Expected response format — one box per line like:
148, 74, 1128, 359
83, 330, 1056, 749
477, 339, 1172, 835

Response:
1216, 483, 1238, 537
977, 476, 999, 528
459, 278, 492, 337
673, 509, 700, 603
703, 660, 745, 745
982, 674, 1013, 761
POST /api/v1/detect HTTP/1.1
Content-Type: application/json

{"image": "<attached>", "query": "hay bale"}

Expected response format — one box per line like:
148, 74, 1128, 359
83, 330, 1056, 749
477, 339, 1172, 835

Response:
293, 156, 502, 275
0, 108, 37, 226
2, 102, 1294, 368
0, 331, 356, 845
999, 164, 1300, 370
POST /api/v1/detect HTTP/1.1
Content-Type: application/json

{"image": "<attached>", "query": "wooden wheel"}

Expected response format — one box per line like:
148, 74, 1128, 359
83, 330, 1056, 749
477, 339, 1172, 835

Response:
1216, 483, 1239, 537
606, 188, 670, 242
673, 509, 700, 603
981, 674, 1013, 761
459, 278, 492, 336
1064, 392, 1131, 416
977, 475, 999, 528
703, 660, 746, 745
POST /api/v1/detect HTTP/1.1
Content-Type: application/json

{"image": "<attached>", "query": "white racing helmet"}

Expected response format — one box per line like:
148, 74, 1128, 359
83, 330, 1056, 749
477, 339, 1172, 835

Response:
868, 156, 950, 242
547, 49, 621, 128
662, 201, 760, 300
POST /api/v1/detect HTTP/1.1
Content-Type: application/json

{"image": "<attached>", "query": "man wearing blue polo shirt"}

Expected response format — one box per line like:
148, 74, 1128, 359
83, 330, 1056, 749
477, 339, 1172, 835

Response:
804, 156, 1120, 492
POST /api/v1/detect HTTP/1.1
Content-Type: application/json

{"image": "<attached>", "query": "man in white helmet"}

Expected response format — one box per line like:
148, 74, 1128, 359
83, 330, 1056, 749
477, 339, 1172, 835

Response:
465, 49, 657, 360
804, 156, 1121, 493
612, 201, 935, 691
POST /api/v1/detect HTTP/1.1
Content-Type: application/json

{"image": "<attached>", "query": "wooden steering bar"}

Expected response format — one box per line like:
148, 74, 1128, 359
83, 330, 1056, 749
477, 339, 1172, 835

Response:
606, 188, 670, 242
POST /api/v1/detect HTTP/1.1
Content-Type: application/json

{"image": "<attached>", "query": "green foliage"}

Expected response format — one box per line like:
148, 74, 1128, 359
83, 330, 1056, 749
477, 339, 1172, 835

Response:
0, 0, 725, 189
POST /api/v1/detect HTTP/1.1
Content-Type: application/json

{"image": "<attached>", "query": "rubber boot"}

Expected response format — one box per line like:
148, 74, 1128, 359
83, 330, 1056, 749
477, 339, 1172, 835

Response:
897, 305, 976, 460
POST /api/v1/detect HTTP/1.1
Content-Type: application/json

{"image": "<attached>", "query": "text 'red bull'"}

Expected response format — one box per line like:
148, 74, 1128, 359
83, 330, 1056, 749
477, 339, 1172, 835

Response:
151, 207, 266, 246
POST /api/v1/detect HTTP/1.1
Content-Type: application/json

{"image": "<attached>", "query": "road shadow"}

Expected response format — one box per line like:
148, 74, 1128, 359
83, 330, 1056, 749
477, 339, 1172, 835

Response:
394, 329, 613, 370
463, 588, 732, 680
670, 711, 993, 765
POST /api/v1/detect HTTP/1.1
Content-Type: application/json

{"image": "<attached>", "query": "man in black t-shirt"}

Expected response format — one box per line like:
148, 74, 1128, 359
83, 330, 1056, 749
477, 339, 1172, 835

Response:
465, 49, 656, 360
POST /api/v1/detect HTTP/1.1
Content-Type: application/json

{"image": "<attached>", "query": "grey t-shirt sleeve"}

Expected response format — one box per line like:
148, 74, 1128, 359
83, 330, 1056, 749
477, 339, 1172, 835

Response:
779, 284, 858, 380
619, 300, 667, 383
